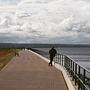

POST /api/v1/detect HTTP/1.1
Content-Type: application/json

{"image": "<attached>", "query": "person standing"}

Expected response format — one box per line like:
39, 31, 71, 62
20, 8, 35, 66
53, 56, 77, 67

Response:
49, 47, 57, 66
15, 51, 19, 56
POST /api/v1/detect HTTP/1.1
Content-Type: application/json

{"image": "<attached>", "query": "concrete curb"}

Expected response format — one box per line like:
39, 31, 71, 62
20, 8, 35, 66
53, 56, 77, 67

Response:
29, 50, 75, 90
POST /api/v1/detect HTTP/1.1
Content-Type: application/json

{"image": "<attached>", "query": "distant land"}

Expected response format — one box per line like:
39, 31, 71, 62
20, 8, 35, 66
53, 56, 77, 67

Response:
0, 43, 90, 48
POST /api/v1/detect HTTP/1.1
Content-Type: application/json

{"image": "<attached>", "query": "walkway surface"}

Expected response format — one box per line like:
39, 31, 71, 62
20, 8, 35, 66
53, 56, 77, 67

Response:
0, 50, 68, 90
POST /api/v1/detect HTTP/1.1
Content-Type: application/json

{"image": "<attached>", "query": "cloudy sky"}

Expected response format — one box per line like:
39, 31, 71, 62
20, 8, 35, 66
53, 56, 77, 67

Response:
0, 0, 90, 44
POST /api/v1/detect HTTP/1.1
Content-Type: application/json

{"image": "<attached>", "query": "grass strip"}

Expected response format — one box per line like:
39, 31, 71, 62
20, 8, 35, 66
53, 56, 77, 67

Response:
0, 49, 20, 70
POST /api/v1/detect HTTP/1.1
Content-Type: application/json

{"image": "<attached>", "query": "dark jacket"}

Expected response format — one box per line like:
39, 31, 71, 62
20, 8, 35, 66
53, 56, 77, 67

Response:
49, 48, 57, 57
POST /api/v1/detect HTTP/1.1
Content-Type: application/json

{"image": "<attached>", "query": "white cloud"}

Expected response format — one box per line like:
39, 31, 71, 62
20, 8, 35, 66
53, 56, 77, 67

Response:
0, 0, 21, 5
0, 0, 90, 44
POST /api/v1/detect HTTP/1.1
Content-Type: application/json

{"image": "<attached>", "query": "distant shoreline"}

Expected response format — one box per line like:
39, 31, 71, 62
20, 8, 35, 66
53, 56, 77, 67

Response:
0, 43, 90, 48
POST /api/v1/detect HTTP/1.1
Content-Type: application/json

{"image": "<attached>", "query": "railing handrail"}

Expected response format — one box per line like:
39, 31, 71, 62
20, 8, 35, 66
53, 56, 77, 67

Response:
56, 53, 90, 73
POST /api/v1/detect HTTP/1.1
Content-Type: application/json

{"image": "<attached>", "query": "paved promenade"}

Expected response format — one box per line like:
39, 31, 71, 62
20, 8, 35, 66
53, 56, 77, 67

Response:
0, 50, 68, 90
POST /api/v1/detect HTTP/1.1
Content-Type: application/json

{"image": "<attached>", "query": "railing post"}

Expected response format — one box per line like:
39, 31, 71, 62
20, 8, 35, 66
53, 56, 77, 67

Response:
58, 54, 59, 64
75, 64, 77, 85
64, 56, 67, 69
56, 54, 57, 63
72, 61, 74, 81
70, 60, 72, 76
83, 69, 86, 90
78, 66, 80, 90
62, 55, 63, 66
69, 59, 71, 75
63, 55, 65, 66
64, 56, 66, 68
60, 54, 61, 64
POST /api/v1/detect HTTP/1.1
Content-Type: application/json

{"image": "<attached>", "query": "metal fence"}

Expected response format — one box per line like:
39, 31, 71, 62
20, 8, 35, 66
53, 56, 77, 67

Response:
54, 54, 90, 90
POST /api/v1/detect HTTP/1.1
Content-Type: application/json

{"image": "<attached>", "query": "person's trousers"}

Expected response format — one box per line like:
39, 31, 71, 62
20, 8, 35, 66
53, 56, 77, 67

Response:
49, 56, 53, 66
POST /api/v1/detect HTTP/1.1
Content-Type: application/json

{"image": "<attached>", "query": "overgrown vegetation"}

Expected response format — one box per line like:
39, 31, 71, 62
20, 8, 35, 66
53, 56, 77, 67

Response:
0, 48, 20, 70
